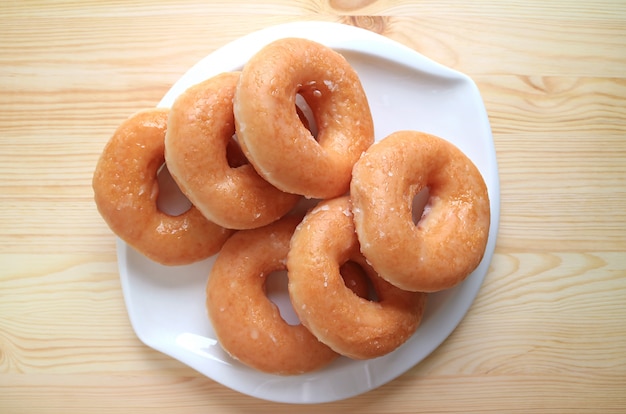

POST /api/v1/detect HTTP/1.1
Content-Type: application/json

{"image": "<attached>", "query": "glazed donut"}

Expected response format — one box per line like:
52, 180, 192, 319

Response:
92, 109, 233, 266
165, 72, 301, 230
234, 37, 375, 199
207, 215, 338, 375
287, 196, 427, 360
225, 101, 310, 168
350, 131, 491, 292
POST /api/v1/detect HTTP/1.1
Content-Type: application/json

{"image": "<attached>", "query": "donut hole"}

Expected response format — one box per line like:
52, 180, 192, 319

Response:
156, 163, 192, 216
265, 269, 300, 326
295, 93, 318, 139
226, 134, 249, 168
411, 186, 431, 226
340, 261, 379, 302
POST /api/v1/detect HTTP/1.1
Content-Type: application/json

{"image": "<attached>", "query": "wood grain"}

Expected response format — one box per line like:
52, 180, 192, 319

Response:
1, 0, 625, 412
3, 372, 625, 413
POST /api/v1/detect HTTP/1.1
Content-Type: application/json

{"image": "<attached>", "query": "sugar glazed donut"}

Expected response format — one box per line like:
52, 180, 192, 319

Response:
287, 197, 427, 360
234, 38, 375, 199
165, 72, 301, 230
207, 215, 339, 375
350, 131, 491, 292
92, 109, 233, 265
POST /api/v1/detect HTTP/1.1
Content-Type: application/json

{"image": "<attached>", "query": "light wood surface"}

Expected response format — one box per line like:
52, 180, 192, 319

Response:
1, 1, 625, 412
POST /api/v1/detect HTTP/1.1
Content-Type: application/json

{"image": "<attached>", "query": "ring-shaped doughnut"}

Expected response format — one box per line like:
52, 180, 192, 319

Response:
165, 72, 301, 230
206, 215, 339, 375
350, 131, 491, 292
234, 38, 375, 199
92, 109, 233, 265
287, 196, 427, 360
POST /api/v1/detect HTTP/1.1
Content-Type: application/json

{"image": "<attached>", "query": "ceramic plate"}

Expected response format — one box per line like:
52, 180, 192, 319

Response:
117, 21, 500, 404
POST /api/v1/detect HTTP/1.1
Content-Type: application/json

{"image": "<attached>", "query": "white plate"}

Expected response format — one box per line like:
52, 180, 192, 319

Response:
117, 21, 500, 404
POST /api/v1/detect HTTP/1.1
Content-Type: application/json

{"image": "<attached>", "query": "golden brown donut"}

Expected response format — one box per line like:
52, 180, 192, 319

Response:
350, 131, 491, 292
165, 72, 301, 230
234, 38, 375, 199
92, 109, 233, 265
206, 215, 339, 375
224, 106, 309, 168
287, 196, 427, 360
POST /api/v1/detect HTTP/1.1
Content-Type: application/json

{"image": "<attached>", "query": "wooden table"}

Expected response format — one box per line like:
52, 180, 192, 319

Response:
2, 1, 625, 412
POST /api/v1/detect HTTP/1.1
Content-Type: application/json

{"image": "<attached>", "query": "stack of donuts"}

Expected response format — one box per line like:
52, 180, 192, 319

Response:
93, 38, 490, 375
